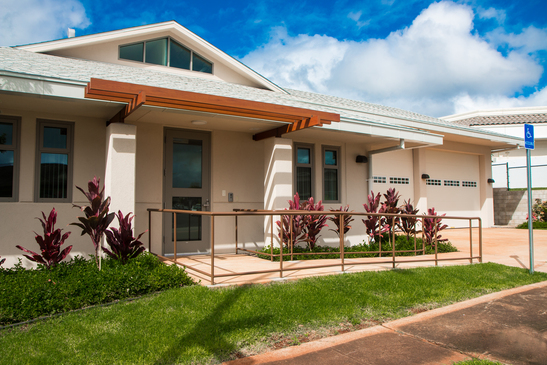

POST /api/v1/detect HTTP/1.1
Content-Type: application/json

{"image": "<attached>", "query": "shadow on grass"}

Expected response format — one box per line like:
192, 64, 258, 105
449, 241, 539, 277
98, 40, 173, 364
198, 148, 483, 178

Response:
153, 285, 267, 364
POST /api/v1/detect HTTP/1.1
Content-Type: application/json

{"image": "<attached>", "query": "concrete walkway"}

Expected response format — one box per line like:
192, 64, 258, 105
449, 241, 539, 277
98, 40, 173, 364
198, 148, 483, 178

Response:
224, 281, 547, 365
176, 227, 547, 286
222, 228, 547, 365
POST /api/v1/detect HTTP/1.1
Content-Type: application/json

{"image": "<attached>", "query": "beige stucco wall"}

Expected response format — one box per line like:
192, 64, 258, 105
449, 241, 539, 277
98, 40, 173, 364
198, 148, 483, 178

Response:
0, 106, 497, 267
0, 108, 106, 268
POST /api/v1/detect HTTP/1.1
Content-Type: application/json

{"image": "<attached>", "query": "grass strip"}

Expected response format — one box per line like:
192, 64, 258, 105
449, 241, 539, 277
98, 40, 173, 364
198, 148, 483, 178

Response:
1, 263, 545, 365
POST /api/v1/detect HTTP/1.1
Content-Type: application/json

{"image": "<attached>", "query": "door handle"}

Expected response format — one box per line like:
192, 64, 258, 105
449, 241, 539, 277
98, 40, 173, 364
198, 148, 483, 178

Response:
203, 199, 210, 211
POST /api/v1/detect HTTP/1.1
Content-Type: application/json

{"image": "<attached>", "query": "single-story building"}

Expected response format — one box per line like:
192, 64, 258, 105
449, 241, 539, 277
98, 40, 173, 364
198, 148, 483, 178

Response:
0, 21, 523, 266
442, 107, 547, 225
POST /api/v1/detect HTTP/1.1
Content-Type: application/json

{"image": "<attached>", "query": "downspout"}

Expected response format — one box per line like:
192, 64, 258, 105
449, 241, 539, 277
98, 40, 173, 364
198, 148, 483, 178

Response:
367, 139, 405, 193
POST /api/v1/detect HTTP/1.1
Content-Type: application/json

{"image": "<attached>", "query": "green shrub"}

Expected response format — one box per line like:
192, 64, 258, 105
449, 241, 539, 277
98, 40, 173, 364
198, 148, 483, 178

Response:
516, 221, 547, 229
257, 234, 457, 261
0, 252, 195, 325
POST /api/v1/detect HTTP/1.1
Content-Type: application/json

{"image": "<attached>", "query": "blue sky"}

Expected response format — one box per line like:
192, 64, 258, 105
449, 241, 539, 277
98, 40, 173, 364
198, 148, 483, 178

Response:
1, 0, 546, 117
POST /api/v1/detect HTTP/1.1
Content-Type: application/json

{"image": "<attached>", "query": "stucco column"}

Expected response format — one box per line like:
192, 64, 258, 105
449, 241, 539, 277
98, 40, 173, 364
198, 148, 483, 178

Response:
479, 153, 494, 227
105, 123, 137, 225
264, 137, 293, 248
413, 148, 428, 213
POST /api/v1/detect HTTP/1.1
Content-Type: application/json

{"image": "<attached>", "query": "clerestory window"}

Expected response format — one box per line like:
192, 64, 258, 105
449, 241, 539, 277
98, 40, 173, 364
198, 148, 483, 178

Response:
119, 37, 213, 74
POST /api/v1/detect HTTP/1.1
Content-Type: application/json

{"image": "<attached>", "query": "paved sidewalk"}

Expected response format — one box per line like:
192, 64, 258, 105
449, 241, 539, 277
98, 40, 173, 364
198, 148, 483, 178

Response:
224, 281, 547, 365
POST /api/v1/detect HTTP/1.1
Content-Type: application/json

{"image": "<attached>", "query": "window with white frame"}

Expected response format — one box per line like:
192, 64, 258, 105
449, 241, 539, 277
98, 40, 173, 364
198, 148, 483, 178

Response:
323, 146, 340, 202
294, 144, 314, 200
119, 37, 213, 74
373, 176, 386, 184
35, 120, 74, 202
0, 115, 20, 202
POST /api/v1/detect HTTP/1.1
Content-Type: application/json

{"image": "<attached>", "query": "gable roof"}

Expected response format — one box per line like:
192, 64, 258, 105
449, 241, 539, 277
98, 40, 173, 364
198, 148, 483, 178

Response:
14, 21, 287, 94
442, 106, 547, 126
0, 45, 522, 147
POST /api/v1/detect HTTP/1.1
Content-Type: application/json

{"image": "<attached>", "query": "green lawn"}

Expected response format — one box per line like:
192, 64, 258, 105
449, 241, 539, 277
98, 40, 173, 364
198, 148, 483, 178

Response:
1, 263, 545, 365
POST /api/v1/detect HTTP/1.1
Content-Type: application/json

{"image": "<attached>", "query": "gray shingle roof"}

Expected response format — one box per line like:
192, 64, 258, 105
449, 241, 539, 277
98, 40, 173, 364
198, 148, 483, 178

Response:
451, 113, 547, 127
0, 47, 490, 131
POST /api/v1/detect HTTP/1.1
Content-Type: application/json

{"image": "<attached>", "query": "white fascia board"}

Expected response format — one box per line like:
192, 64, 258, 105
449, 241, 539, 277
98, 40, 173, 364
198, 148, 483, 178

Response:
424, 122, 524, 146
0, 71, 87, 98
323, 117, 444, 146
16, 21, 287, 94
367, 112, 524, 146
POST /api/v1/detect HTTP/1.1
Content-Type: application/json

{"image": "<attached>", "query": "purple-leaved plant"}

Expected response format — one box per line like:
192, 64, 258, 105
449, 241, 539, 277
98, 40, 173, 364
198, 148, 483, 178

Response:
422, 207, 448, 247
398, 199, 419, 240
362, 191, 389, 238
16, 208, 72, 269
276, 193, 328, 250
103, 211, 146, 264
329, 205, 354, 237
276, 193, 307, 248
302, 197, 328, 250
72, 177, 115, 268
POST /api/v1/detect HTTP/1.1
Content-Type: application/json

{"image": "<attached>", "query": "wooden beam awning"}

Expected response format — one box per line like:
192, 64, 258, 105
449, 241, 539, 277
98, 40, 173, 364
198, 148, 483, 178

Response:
85, 78, 340, 140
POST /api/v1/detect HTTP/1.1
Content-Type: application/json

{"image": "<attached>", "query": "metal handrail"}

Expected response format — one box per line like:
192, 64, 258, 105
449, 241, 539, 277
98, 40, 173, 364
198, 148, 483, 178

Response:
147, 208, 482, 285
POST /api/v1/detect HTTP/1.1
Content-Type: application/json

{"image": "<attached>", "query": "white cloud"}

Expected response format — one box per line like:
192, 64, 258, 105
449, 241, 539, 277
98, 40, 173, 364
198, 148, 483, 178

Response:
452, 87, 547, 114
477, 7, 506, 24
241, 1, 546, 117
487, 26, 547, 54
241, 27, 350, 94
0, 0, 90, 46
347, 10, 370, 28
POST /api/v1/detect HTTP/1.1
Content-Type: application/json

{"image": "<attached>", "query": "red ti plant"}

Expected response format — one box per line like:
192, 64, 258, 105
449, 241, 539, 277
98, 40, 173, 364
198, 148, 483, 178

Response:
72, 177, 115, 268
362, 191, 389, 239
103, 211, 146, 264
329, 205, 354, 237
398, 199, 419, 240
276, 193, 307, 248
422, 207, 448, 247
16, 208, 72, 269
0, 256, 5, 266
381, 188, 401, 235
301, 197, 328, 250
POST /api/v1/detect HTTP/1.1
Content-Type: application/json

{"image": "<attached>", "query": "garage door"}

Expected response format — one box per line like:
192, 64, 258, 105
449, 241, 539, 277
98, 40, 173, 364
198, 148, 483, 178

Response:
425, 150, 480, 227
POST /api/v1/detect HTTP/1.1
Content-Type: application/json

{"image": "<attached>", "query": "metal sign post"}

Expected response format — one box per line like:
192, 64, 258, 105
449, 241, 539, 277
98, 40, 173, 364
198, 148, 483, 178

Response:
524, 123, 534, 274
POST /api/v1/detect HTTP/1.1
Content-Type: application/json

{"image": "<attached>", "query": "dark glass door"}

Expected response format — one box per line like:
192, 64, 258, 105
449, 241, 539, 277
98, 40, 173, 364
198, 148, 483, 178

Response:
164, 129, 210, 254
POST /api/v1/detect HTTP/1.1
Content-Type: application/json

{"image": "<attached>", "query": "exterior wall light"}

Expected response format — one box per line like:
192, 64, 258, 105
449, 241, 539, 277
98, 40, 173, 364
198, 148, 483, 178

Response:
421, 174, 430, 179
356, 155, 368, 163
487, 178, 495, 183
191, 120, 207, 125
